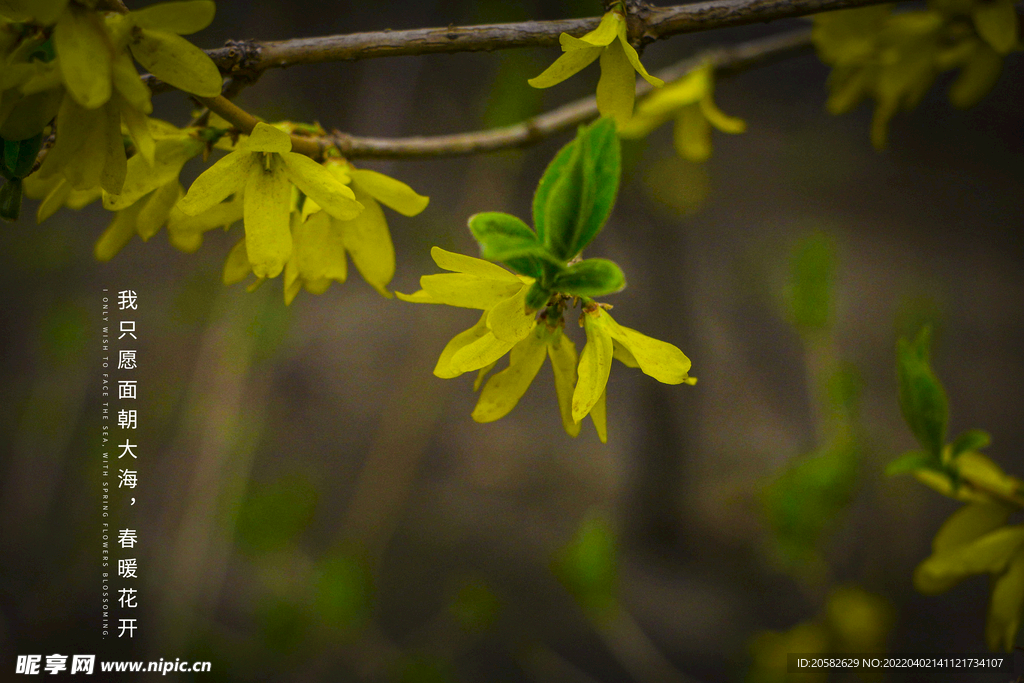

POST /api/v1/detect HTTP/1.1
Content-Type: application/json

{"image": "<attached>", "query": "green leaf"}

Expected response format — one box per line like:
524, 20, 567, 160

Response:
950, 428, 991, 458
467, 211, 547, 263
552, 515, 618, 622
532, 136, 577, 243
524, 281, 551, 312
0, 178, 23, 222
885, 449, 934, 476
552, 258, 625, 297
786, 232, 836, 332
541, 117, 620, 260
896, 326, 948, 458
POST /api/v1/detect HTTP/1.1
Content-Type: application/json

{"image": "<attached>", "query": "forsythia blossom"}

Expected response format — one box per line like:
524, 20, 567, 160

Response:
618, 63, 745, 162
177, 122, 362, 279
528, 5, 663, 124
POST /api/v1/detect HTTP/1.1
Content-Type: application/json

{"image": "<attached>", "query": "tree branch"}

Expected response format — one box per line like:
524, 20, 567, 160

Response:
200, 0, 880, 76
200, 29, 812, 160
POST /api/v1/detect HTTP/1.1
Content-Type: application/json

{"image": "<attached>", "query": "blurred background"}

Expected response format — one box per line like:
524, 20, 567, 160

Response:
1, 0, 1023, 681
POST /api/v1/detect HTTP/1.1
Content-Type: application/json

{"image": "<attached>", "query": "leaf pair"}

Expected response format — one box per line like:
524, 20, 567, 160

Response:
467, 117, 625, 308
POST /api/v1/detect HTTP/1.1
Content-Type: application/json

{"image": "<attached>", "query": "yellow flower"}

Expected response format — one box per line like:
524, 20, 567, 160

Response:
618, 63, 745, 162
177, 122, 362, 279
572, 305, 696, 435
285, 159, 429, 302
472, 321, 605, 440
528, 6, 663, 125
398, 247, 537, 375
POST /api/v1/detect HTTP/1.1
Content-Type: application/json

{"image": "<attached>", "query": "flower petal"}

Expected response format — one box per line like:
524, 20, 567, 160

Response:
177, 149, 252, 215
429, 246, 521, 281
281, 152, 362, 219
472, 327, 548, 422
605, 314, 693, 384
291, 208, 347, 289
547, 331, 581, 438
673, 105, 711, 162
223, 237, 251, 285
349, 168, 428, 216
395, 289, 437, 304
239, 122, 293, 154
420, 274, 522, 309
486, 284, 535, 343
582, 11, 623, 47
699, 94, 746, 134
590, 389, 608, 443
130, 0, 215, 35
338, 190, 394, 297
619, 34, 664, 88
242, 157, 292, 278
572, 312, 614, 423
434, 312, 489, 379
54, 7, 113, 109
129, 28, 222, 97
450, 331, 516, 375
527, 45, 602, 89
596, 38, 636, 125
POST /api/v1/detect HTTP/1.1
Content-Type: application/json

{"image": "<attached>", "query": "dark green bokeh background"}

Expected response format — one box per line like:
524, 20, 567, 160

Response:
1, 1, 1022, 681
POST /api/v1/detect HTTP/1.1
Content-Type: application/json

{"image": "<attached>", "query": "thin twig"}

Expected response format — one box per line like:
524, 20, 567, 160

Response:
198, 29, 812, 161
200, 0, 879, 75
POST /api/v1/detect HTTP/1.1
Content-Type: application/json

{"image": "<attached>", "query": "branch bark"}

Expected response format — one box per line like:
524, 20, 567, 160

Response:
200, 29, 812, 161
201, 0, 881, 75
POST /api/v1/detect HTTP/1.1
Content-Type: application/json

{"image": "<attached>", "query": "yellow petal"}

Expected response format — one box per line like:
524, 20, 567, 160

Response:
166, 193, 243, 252
486, 284, 534, 343
986, 550, 1024, 651
129, 28, 222, 97
135, 180, 181, 240
223, 237, 251, 285
572, 312, 613, 423
120, 104, 157, 168
472, 327, 548, 423
612, 340, 639, 368
604, 313, 693, 384
474, 362, 496, 391
429, 246, 520, 281
111, 51, 153, 115
349, 168, 428, 217
242, 157, 292, 279
100, 100, 128, 194
94, 200, 144, 261
54, 7, 113, 108
35, 178, 72, 223
177, 149, 253, 215
581, 11, 623, 47
699, 94, 746, 134
590, 389, 608, 443
673, 104, 711, 163
36, 97, 97, 181
292, 209, 347, 286
238, 122, 293, 154
105, 135, 203, 210
281, 152, 362, 219
420, 274, 523, 309
338, 189, 394, 297
130, 0, 215, 35
434, 312, 489, 379
933, 502, 1014, 554
450, 331, 516, 375
914, 526, 1024, 594
596, 38, 636, 125
395, 289, 437, 304
527, 45, 602, 88
547, 332, 581, 438
618, 33, 664, 88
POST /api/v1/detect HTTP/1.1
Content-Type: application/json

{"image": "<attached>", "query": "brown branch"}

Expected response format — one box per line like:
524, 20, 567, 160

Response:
199, 0, 881, 76
197, 29, 812, 161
